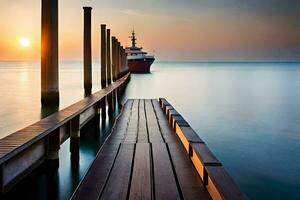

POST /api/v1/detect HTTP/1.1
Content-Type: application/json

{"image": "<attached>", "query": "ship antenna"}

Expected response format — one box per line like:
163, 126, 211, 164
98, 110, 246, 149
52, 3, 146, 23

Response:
130, 28, 137, 48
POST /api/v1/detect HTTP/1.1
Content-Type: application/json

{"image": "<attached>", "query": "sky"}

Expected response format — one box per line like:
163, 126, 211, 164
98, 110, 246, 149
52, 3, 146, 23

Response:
0, 0, 299, 61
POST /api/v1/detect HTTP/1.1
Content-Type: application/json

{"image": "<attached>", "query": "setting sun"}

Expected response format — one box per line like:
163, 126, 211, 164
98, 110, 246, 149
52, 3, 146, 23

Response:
19, 37, 30, 48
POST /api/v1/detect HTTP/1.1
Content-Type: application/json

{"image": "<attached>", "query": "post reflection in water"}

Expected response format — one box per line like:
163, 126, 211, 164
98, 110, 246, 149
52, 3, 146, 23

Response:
3, 104, 121, 200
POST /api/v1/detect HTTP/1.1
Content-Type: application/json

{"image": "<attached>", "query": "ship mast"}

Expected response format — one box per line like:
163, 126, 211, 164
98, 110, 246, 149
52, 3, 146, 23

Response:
130, 30, 137, 48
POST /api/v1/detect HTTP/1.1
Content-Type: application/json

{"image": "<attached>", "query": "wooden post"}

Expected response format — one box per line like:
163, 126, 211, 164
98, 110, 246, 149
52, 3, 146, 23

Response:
112, 37, 117, 82
101, 24, 107, 120
123, 48, 126, 75
120, 46, 123, 77
70, 116, 80, 165
41, 0, 59, 106
107, 29, 112, 86
117, 42, 121, 106
120, 47, 126, 94
124, 47, 128, 74
107, 29, 113, 118
120, 47, 123, 77
111, 37, 117, 112
119, 48, 124, 93
46, 128, 60, 169
83, 7, 92, 96
117, 42, 121, 79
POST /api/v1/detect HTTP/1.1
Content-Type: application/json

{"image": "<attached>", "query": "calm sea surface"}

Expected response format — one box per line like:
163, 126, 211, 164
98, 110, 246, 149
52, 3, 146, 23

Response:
0, 61, 300, 200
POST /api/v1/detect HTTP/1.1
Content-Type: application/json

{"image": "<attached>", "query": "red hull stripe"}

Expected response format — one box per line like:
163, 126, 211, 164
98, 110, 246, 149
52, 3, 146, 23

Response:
128, 59, 154, 73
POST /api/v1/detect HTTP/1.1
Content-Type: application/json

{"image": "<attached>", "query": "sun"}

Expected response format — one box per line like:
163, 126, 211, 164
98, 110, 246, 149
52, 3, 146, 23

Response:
20, 37, 30, 48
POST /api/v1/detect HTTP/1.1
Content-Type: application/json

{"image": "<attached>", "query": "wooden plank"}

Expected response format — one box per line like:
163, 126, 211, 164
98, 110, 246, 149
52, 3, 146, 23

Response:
110, 100, 133, 141
152, 99, 166, 120
191, 143, 221, 166
175, 126, 204, 154
100, 143, 135, 200
158, 98, 171, 112
179, 127, 204, 143
156, 105, 211, 199
72, 143, 120, 200
129, 143, 152, 200
151, 143, 181, 200
168, 109, 180, 125
137, 99, 148, 143
152, 100, 179, 143
165, 105, 174, 116
145, 100, 164, 143
190, 143, 222, 182
205, 166, 247, 200
168, 143, 212, 200
191, 143, 222, 181
124, 99, 139, 143
173, 115, 190, 130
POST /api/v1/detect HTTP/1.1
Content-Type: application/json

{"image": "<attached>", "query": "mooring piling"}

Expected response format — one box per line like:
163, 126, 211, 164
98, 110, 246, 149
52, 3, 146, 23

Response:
120, 47, 123, 77
119, 47, 127, 95
120, 45, 123, 78
46, 128, 60, 169
100, 24, 107, 120
116, 42, 122, 106
117, 42, 121, 79
111, 36, 117, 111
41, 0, 59, 106
83, 7, 92, 96
107, 29, 114, 118
112, 37, 117, 82
107, 29, 112, 86
123, 47, 126, 75
70, 116, 80, 165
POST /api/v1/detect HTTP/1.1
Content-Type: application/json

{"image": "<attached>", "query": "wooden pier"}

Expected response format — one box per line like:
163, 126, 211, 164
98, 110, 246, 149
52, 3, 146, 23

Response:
72, 99, 246, 200
0, 1, 246, 199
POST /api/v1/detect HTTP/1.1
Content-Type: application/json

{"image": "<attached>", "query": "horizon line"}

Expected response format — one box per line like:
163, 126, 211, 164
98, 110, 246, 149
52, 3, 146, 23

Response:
0, 59, 299, 63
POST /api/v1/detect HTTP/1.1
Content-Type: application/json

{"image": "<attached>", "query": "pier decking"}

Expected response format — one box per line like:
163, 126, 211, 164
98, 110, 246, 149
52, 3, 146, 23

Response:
72, 99, 246, 200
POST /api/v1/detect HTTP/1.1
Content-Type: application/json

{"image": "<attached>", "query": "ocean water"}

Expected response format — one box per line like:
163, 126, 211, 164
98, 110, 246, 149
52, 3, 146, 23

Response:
1, 61, 300, 199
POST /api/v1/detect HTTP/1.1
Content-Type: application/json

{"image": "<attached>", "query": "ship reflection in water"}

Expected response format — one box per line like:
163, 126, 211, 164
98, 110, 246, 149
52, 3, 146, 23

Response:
125, 30, 155, 73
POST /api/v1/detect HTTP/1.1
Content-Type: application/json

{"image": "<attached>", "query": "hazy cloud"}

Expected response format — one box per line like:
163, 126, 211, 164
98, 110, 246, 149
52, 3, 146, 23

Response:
120, 9, 147, 17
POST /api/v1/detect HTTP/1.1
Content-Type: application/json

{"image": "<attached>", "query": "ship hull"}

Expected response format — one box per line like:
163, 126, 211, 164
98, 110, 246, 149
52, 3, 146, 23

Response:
127, 58, 155, 73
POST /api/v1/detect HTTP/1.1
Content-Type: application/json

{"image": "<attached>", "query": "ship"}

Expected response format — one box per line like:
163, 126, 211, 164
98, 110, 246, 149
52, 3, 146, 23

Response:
125, 30, 155, 73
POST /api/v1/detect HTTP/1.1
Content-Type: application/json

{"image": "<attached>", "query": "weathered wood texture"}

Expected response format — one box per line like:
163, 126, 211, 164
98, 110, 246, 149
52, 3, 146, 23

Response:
72, 99, 219, 200
0, 74, 130, 195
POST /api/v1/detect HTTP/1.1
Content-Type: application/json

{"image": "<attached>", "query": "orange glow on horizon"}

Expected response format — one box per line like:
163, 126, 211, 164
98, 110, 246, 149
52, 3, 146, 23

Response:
0, 1, 299, 61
